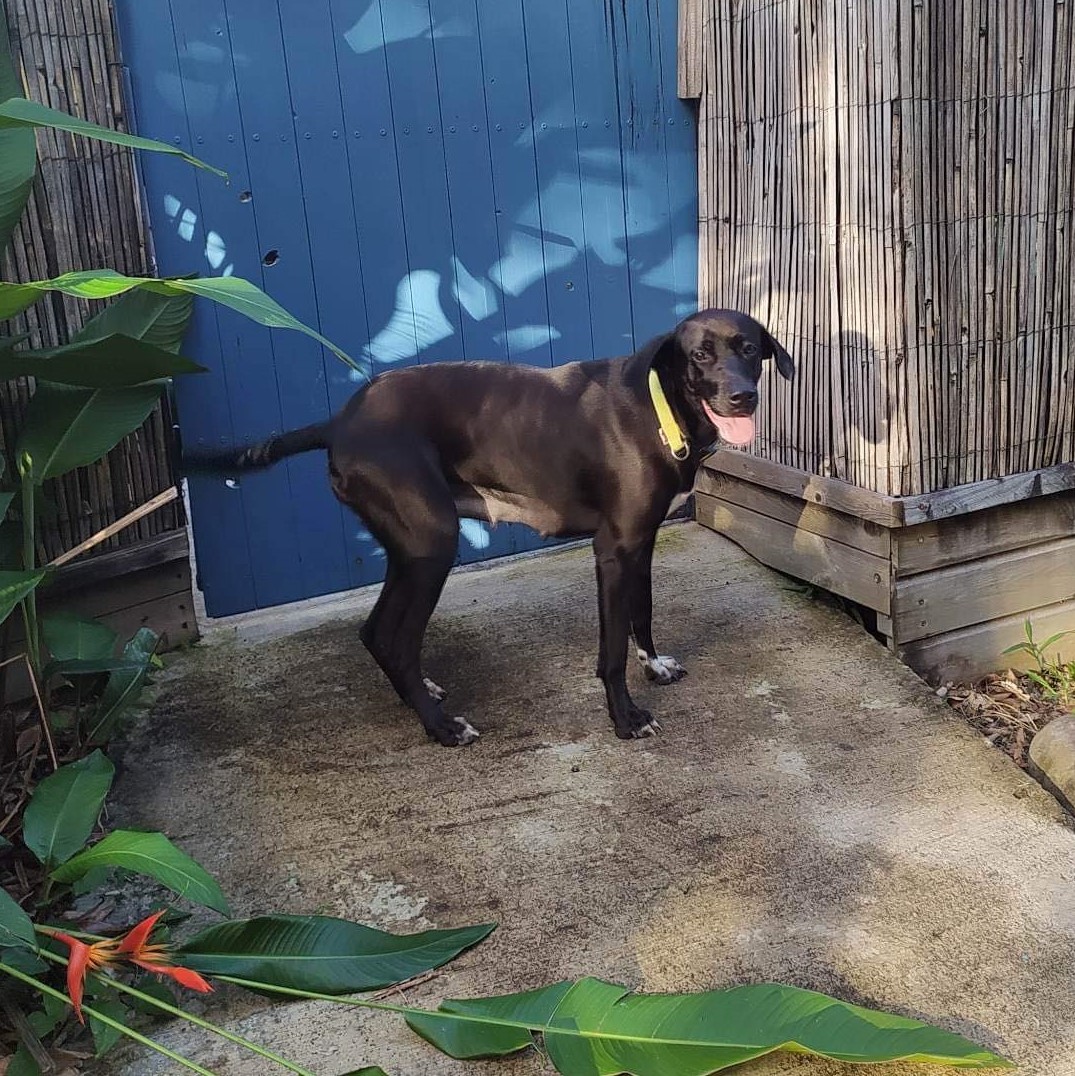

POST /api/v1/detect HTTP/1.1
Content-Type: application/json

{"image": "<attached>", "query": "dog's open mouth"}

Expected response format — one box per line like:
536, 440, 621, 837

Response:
701, 400, 756, 446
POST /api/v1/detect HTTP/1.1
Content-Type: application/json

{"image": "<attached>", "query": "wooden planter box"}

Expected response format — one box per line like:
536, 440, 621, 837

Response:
695, 451, 1075, 684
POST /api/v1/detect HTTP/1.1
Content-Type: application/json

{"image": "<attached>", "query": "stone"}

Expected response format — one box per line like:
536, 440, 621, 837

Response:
1028, 714, 1075, 813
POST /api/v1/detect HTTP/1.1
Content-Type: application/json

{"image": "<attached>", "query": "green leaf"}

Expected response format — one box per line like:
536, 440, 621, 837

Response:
0, 885, 36, 949
26, 992, 67, 1037
6, 1045, 42, 1076
0, 569, 45, 626
0, 96, 224, 176
0, 334, 206, 387
3, 948, 47, 974
340, 1069, 390, 1076
126, 976, 176, 1015
69, 863, 112, 897
404, 978, 1011, 1072
50, 830, 230, 915
87, 627, 159, 744
0, 271, 362, 372
22, 749, 114, 867
179, 916, 494, 994
73, 287, 194, 354
89, 997, 129, 1057
42, 612, 116, 662
46, 656, 144, 678
0, 19, 37, 259
0, 489, 15, 523
18, 380, 164, 482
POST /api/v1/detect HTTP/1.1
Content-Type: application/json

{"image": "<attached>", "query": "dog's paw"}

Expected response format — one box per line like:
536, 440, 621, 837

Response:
637, 650, 687, 685
613, 704, 662, 740
427, 714, 481, 747
423, 677, 447, 701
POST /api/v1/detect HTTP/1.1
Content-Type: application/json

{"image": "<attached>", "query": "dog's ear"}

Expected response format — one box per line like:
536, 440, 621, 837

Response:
649, 331, 681, 370
766, 331, 795, 381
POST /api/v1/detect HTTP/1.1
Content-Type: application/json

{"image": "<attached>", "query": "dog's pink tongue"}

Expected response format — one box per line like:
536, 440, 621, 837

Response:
702, 401, 756, 446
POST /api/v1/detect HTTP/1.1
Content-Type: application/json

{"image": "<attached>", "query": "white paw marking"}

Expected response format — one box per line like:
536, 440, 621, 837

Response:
631, 719, 662, 738
423, 677, 447, 701
637, 651, 687, 684
453, 718, 480, 745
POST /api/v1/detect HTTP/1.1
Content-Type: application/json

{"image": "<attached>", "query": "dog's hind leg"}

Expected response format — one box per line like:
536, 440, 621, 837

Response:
628, 529, 687, 686
338, 453, 477, 746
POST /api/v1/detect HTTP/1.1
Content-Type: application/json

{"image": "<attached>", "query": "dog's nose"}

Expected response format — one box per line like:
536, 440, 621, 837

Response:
729, 390, 758, 411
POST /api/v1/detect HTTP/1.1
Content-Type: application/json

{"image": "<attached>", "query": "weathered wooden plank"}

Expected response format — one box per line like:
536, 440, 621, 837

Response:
694, 468, 893, 558
895, 490, 1075, 577
898, 599, 1075, 685
701, 450, 905, 527
901, 461, 1075, 523
678, 0, 703, 99
694, 491, 892, 613
893, 536, 1075, 644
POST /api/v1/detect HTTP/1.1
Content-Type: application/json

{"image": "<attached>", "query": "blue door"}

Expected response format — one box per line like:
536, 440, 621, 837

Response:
115, 0, 697, 616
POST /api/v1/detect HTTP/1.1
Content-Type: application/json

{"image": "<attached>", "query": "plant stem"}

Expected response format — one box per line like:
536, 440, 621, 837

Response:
18, 458, 40, 679
0, 960, 218, 1076
34, 947, 317, 1076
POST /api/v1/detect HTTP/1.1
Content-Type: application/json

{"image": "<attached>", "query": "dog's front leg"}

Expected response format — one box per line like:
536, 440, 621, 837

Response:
593, 533, 661, 739
628, 530, 688, 687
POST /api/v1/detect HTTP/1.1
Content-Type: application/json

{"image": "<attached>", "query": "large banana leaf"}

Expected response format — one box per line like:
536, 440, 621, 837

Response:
86, 627, 159, 744
0, 334, 205, 387
50, 829, 230, 915
72, 288, 193, 353
17, 380, 164, 482
404, 978, 1010, 1073
22, 750, 114, 868
0, 270, 362, 372
179, 916, 495, 995
0, 96, 224, 177
0, 18, 37, 259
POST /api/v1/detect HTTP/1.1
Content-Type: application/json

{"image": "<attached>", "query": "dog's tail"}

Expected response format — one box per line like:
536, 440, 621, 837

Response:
181, 421, 330, 475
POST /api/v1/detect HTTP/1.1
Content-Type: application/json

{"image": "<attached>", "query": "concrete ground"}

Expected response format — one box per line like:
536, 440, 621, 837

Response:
105, 523, 1075, 1076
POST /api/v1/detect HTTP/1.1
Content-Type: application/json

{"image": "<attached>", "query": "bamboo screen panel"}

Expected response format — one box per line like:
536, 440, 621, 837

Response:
686, 0, 1075, 496
0, 0, 181, 562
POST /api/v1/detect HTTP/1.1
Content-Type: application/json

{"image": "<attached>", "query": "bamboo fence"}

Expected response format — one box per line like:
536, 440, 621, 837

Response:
0, 0, 181, 563
684, 0, 1075, 497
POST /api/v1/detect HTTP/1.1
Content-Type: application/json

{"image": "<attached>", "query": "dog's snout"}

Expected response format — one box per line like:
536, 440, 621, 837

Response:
728, 389, 758, 411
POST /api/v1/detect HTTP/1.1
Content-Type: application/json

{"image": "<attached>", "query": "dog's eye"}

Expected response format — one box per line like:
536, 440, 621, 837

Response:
741, 341, 758, 358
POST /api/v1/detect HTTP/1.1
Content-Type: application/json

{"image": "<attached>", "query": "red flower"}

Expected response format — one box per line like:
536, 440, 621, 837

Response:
114, 911, 213, 995
47, 932, 120, 1023
46, 911, 212, 1023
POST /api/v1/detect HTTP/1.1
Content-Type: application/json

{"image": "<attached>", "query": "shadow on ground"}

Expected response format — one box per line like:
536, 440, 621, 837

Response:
104, 524, 1075, 1075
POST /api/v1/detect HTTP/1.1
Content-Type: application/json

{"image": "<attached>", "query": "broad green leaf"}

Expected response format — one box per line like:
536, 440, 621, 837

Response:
0, 334, 206, 387
0, 270, 362, 372
89, 997, 128, 1056
22, 749, 114, 867
0, 568, 43, 625
0, 884, 36, 949
51, 830, 230, 915
87, 627, 159, 744
26, 993, 67, 1038
405, 978, 1011, 1072
42, 612, 116, 662
46, 656, 144, 678
0, 20, 37, 258
73, 287, 194, 354
18, 380, 164, 482
6, 1045, 42, 1076
179, 916, 494, 994
3, 948, 47, 974
0, 96, 224, 176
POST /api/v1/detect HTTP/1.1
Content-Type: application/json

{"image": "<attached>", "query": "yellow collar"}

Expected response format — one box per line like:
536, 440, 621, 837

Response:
648, 369, 689, 460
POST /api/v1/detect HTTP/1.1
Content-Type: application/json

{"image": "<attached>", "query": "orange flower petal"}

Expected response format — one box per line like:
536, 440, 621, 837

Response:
51, 933, 95, 1023
134, 961, 214, 994
115, 910, 167, 956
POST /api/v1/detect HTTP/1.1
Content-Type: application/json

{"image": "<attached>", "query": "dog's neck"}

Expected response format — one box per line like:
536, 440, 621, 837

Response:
641, 338, 718, 462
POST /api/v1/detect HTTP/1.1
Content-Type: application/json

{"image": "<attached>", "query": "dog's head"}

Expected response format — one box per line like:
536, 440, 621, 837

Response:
657, 309, 794, 446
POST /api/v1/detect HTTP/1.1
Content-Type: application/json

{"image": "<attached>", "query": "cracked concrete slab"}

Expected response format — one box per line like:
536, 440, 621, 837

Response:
103, 524, 1075, 1076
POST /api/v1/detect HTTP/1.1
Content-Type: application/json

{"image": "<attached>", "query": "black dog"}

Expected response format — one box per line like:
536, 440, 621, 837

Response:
185, 309, 793, 746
